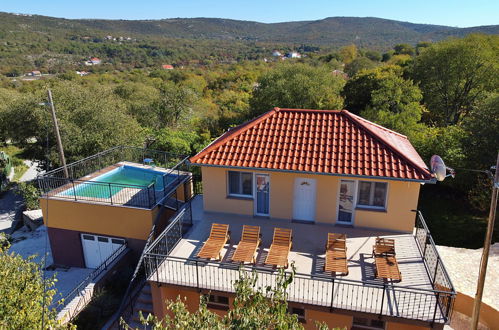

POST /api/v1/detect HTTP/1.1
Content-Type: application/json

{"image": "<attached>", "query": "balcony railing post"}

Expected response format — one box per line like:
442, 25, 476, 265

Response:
195, 260, 200, 290
71, 180, 77, 201
423, 233, 429, 258
432, 257, 440, 287
379, 284, 386, 316
109, 183, 113, 205
329, 278, 335, 310
156, 255, 159, 284
432, 291, 440, 325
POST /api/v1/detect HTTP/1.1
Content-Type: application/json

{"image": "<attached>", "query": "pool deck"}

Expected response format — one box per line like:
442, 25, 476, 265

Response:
43, 162, 191, 209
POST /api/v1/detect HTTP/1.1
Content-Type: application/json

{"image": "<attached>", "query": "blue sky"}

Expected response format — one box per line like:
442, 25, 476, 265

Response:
2, 0, 498, 27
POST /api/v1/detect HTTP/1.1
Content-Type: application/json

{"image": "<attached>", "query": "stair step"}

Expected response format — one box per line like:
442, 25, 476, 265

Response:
137, 292, 152, 304
135, 301, 153, 314
142, 284, 151, 294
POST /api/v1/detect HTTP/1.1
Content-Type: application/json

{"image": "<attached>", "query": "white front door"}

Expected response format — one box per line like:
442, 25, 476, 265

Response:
337, 179, 356, 224
255, 174, 270, 216
81, 234, 125, 268
293, 178, 317, 222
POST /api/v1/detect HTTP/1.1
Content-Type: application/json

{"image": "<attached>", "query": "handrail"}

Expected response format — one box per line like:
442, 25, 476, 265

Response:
56, 242, 128, 319
414, 210, 456, 292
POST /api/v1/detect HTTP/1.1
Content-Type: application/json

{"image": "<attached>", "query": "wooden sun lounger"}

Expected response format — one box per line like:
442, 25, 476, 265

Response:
265, 228, 292, 268
324, 233, 348, 275
372, 237, 396, 257
374, 255, 402, 281
232, 225, 261, 264
196, 223, 230, 260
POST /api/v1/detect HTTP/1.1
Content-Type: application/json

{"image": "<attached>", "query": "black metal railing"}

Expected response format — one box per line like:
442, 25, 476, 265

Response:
38, 146, 190, 209
414, 210, 456, 322
110, 183, 195, 328
142, 254, 454, 324
139, 209, 456, 325
55, 243, 129, 322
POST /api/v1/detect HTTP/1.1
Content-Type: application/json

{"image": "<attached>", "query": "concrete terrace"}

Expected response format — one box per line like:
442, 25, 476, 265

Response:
148, 196, 447, 323
43, 161, 190, 208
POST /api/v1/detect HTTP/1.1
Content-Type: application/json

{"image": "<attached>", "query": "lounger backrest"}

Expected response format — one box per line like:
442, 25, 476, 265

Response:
209, 223, 229, 240
375, 237, 395, 253
241, 225, 260, 243
272, 228, 292, 246
327, 233, 346, 250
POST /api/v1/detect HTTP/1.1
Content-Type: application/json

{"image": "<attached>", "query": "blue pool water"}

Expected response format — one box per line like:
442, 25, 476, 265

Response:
65, 165, 177, 198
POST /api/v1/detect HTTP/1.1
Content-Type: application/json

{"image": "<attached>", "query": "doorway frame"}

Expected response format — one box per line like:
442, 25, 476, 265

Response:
336, 179, 358, 225
254, 173, 270, 217
292, 177, 317, 223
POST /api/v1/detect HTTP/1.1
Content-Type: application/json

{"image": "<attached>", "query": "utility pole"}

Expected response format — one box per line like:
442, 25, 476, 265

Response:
471, 152, 499, 329
47, 89, 68, 178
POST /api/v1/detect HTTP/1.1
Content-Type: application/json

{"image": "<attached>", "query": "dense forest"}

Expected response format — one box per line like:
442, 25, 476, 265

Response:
0, 12, 497, 248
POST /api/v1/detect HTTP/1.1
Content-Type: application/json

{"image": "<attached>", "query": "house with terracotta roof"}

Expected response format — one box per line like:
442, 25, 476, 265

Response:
137, 108, 456, 330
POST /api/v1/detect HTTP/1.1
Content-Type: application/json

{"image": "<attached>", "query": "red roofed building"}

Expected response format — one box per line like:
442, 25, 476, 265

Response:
190, 107, 434, 232
162, 64, 174, 69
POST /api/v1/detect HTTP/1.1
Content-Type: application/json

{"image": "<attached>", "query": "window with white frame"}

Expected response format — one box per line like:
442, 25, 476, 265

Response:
357, 181, 388, 209
228, 171, 253, 197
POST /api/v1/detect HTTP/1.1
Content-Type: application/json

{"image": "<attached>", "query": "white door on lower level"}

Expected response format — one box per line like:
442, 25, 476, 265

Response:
292, 178, 317, 222
81, 234, 125, 268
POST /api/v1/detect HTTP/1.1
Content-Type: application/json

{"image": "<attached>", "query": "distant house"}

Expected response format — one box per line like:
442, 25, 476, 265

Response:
90, 57, 101, 65
286, 51, 301, 58
272, 50, 282, 57
27, 70, 41, 76
76, 71, 89, 76
162, 64, 174, 70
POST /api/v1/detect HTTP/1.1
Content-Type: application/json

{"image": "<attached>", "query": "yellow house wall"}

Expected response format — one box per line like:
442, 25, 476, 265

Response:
40, 198, 155, 240
201, 166, 421, 232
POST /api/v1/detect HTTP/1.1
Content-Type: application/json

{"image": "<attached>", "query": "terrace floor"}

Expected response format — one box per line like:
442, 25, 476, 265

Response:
174, 196, 431, 289
149, 195, 447, 323
45, 162, 190, 208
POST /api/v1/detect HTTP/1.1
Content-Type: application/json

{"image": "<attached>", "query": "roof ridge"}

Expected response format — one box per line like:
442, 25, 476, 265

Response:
342, 111, 431, 177
189, 108, 279, 163
345, 111, 408, 139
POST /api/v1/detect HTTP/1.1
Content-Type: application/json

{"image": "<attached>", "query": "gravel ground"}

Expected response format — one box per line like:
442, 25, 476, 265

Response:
437, 243, 499, 310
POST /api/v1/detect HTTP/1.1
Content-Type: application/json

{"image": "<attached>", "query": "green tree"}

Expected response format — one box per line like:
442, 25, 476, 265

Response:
412, 34, 499, 126
344, 57, 376, 77
154, 82, 196, 128
2, 81, 145, 166
0, 247, 63, 329
462, 94, 499, 211
249, 63, 345, 116
393, 43, 415, 56
339, 44, 358, 64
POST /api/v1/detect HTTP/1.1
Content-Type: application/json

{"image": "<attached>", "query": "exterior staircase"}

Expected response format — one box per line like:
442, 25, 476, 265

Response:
127, 283, 154, 329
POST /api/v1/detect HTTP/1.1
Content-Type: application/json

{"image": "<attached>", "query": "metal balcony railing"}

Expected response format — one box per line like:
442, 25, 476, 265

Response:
142, 207, 456, 325
38, 146, 190, 209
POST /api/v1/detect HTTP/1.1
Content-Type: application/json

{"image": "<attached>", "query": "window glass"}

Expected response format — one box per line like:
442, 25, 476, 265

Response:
357, 181, 387, 208
241, 172, 253, 195
228, 171, 252, 196
358, 182, 372, 205
373, 182, 387, 207
228, 171, 240, 195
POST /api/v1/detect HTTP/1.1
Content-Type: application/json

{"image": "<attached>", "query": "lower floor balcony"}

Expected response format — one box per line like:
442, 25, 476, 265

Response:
144, 195, 455, 325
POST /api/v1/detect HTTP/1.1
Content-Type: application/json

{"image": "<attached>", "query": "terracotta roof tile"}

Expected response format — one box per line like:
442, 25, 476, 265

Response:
190, 108, 433, 181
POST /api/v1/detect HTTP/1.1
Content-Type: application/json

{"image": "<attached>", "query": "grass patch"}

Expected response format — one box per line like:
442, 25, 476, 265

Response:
418, 185, 496, 249
0, 144, 30, 182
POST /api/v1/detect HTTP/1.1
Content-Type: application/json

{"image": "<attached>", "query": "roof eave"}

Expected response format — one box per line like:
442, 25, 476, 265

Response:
187, 162, 436, 184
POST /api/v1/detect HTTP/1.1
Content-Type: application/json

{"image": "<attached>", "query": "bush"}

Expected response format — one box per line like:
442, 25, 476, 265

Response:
16, 182, 40, 210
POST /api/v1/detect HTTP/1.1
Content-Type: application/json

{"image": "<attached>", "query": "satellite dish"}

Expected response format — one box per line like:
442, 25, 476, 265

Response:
430, 155, 455, 181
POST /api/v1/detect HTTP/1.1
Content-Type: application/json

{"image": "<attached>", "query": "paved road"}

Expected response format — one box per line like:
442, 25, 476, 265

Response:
0, 161, 41, 233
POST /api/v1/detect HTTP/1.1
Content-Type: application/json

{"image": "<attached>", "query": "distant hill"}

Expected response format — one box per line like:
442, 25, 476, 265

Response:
1, 13, 498, 48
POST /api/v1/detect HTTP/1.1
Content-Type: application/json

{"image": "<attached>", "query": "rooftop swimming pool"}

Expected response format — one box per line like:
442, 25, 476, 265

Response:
63, 165, 178, 199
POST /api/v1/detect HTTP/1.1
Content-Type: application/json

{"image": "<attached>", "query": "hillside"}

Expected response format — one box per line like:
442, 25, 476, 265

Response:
0, 12, 497, 75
